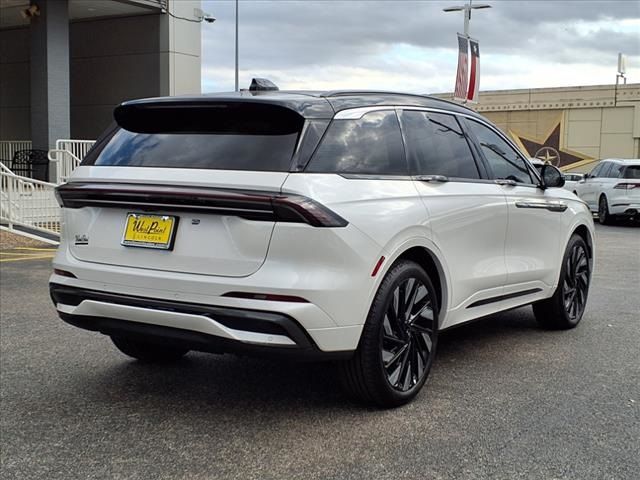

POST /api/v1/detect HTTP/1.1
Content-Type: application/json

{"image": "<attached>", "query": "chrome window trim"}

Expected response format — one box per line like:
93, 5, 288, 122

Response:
333, 105, 541, 182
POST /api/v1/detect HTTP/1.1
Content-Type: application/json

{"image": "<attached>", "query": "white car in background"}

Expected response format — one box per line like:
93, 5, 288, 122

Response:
563, 173, 585, 193
575, 159, 640, 224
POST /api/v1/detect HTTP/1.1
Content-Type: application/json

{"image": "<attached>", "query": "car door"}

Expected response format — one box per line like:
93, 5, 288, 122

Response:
398, 109, 509, 323
463, 118, 567, 293
581, 162, 607, 209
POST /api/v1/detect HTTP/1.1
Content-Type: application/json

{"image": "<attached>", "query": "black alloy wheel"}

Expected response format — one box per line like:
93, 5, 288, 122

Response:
562, 241, 589, 322
339, 260, 439, 407
533, 234, 590, 329
598, 195, 612, 225
381, 277, 435, 392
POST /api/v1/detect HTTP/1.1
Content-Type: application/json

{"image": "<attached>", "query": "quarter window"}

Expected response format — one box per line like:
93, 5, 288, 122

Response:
400, 111, 480, 179
466, 120, 534, 184
306, 110, 407, 175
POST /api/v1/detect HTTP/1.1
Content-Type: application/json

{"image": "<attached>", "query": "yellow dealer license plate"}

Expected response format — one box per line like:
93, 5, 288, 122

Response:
122, 213, 177, 250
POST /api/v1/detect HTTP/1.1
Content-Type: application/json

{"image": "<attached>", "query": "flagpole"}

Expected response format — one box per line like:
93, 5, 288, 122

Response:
444, 1, 491, 103
234, 0, 239, 92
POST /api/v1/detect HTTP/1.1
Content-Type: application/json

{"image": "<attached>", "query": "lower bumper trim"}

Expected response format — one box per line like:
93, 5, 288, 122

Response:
51, 284, 352, 361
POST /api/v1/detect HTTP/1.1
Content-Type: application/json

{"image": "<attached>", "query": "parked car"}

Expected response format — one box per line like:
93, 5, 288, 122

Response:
574, 158, 640, 224
563, 172, 585, 193
50, 88, 595, 407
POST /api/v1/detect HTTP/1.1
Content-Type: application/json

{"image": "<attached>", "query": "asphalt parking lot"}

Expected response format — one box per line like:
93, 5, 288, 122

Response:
1, 224, 639, 480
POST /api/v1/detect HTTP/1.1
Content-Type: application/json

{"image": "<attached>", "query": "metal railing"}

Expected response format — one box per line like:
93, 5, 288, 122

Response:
55, 139, 95, 162
1, 162, 60, 243
48, 149, 83, 184
0, 141, 32, 163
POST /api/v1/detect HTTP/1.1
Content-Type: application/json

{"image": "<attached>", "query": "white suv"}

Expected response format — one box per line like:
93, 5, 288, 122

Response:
575, 158, 640, 224
51, 89, 595, 407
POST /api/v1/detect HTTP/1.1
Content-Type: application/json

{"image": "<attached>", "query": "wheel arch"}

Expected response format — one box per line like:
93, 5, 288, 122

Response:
380, 243, 449, 317
572, 223, 594, 261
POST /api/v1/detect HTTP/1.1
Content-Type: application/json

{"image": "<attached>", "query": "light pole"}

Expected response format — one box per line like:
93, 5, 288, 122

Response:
443, 0, 491, 36
235, 0, 239, 91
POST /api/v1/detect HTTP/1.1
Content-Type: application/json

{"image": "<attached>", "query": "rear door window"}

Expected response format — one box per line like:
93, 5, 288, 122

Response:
306, 110, 408, 175
400, 110, 480, 179
82, 103, 304, 171
598, 162, 613, 178
607, 163, 625, 178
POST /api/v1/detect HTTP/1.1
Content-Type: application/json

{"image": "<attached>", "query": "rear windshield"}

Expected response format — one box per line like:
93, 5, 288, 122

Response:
622, 166, 640, 179
82, 103, 304, 171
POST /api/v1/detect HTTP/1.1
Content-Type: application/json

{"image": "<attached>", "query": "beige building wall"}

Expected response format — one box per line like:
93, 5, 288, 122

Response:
436, 84, 640, 172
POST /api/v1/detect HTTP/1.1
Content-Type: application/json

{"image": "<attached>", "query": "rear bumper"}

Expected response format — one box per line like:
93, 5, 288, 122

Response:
609, 202, 640, 216
51, 283, 353, 360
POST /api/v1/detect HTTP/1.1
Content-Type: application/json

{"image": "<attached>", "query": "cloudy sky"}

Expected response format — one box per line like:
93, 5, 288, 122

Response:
201, 0, 639, 94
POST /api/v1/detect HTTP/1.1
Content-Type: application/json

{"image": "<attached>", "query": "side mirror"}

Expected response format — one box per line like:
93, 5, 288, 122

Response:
583, 173, 590, 179
540, 164, 565, 189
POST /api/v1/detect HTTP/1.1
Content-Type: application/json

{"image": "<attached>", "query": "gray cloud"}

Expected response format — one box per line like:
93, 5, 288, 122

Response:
201, 0, 639, 91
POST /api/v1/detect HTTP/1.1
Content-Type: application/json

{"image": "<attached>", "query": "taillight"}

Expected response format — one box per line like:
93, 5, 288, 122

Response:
55, 183, 348, 228
613, 183, 639, 190
272, 195, 348, 227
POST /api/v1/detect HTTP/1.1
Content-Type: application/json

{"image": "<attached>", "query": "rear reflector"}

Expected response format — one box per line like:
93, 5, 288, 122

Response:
222, 292, 309, 303
55, 183, 348, 228
54, 269, 77, 278
371, 256, 385, 277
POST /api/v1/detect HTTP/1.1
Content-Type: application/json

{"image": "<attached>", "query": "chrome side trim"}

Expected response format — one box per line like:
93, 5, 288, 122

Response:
515, 201, 568, 212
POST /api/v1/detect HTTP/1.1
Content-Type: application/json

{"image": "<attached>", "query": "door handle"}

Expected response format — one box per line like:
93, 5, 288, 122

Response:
415, 175, 449, 183
515, 201, 568, 212
495, 179, 517, 186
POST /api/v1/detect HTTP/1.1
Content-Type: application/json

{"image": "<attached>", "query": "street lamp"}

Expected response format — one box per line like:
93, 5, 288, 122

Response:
443, 1, 491, 36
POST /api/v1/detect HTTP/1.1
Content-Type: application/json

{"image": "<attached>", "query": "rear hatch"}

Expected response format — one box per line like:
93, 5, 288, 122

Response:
59, 101, 305, 277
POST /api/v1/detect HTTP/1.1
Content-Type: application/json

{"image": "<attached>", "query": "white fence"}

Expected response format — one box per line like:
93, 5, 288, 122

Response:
0, 162, 60, 243
49, 139, 95, 184
0, 141, 32, 163
0, 138, 94, 244
48, 149, 83, 184
55, 139, 95, 162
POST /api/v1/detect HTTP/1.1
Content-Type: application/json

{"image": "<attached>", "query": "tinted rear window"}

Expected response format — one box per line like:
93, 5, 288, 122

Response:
82, 103, 304, 171
623, 166, 640, 179
306, 110, 407, 175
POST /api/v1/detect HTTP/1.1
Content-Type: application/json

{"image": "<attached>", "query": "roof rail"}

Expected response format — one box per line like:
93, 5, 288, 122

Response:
321, 90, 431, 99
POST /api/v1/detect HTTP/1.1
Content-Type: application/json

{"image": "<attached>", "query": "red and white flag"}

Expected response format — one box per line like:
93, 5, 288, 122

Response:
454, 34, 469, 101
466, 38, 480, 103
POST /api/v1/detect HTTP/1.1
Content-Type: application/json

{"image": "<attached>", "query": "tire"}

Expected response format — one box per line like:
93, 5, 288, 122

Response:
339, 260, 438, 408
111, 336, 189, 363
598, 195, 613, 225
533, 234, 590, 329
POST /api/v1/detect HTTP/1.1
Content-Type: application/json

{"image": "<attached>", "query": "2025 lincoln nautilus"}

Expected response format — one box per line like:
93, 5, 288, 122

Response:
50, 84, 595, 407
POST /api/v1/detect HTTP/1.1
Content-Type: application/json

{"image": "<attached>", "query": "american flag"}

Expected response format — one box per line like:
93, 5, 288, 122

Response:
454, 34, 469, 101
466, 38, 480, 103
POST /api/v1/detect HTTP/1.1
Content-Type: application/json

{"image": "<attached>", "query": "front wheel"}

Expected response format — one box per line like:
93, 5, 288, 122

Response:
339, 260, 438, 408
533, 234, 591, 329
